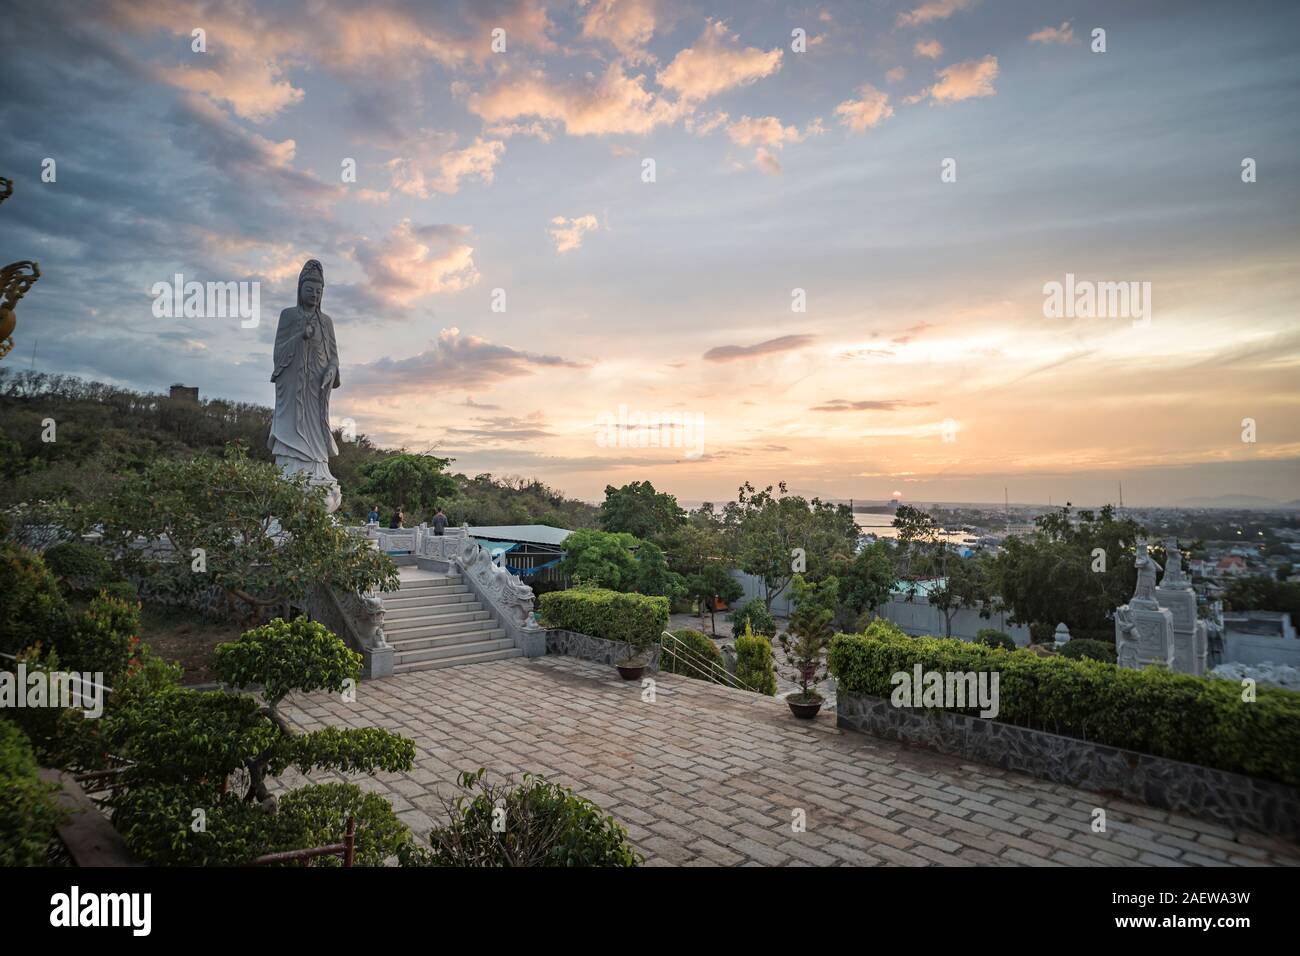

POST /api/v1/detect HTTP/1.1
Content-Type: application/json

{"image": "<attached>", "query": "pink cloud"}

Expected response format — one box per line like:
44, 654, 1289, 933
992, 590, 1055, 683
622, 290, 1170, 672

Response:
352, 220, 479, 305
834, 85, 894, 133
896, 0, 974, 28
657, 20, 783, 102
913, 38, 944, 59
1029, 21, 1076, 45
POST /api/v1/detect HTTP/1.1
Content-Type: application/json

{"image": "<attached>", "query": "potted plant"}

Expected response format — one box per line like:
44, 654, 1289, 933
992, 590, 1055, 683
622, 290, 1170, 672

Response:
615, 631, 653, 680
778, 581, 836, 719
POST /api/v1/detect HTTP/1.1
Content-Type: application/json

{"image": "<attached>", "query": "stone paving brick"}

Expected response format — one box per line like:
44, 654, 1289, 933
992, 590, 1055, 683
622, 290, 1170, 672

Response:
275, 657, 1300, 867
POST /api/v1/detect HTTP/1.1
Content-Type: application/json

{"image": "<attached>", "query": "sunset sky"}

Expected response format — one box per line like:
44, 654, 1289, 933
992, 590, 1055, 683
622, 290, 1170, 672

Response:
3, 0, 1299, 506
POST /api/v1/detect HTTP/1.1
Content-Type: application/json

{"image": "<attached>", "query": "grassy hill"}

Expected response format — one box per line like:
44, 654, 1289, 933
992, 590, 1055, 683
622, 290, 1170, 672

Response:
0, 369, 598, 530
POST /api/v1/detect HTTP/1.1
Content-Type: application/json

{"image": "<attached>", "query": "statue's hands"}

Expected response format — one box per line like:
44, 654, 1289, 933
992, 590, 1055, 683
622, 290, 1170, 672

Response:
321, 368, 335, 390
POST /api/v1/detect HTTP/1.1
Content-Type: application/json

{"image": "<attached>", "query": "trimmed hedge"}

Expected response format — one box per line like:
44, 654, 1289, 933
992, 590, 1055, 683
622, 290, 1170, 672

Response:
828, 622, 1300, 787
538, 587, 668, 650
735, 629, 777, 695
660, 628, 724, 681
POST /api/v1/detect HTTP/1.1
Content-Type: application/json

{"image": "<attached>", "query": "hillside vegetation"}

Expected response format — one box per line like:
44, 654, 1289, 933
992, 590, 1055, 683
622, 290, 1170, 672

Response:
0, 369, 598, 529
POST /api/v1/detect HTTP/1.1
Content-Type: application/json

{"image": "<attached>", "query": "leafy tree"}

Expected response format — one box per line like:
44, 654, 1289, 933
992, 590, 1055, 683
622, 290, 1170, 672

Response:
356, 452, 457, 516
79, 446, 398, 624
559, 529, 640, 590
892, 504, 942, 577
927, 553, 995, 637
834, 540, 896, 627
598, 481, 685, 541
105, 617, 416, 865
730, 482, 856, 611
630, 540, 686, 602
687, 562, 743, 635
989, 504, 1145, 636
1224, 576, 1300, 619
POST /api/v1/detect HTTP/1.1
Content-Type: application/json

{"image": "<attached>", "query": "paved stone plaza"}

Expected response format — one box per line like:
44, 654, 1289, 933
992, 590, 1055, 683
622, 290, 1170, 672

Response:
278, 657, 1300, 866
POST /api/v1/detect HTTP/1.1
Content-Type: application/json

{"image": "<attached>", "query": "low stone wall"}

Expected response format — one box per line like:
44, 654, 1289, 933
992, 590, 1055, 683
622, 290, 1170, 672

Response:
546, 629, 661, 670
837, 691, 1300, 840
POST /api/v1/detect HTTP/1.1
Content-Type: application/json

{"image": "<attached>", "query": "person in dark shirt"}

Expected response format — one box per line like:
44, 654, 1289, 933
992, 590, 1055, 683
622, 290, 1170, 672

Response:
432, 507, 448, 536
389, 509, 404, 529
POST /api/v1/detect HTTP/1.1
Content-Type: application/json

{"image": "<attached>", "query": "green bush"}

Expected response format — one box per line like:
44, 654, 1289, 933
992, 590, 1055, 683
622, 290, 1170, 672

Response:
538, 587, 668, 650
660, 628, 724, 681
42, 541, 113, 594
59, 592, 140, 682
735, 626, 777, 695
728, 601, 775, 638
1059, 639, 1117, 663
399, 769, 640, 867
0, 541, 70, 657
976, 628, 1016, 651
1028, 622, 1057, 644
828, 627, 1300, 786
97, 580, 138, 604
0, 720, 66, 865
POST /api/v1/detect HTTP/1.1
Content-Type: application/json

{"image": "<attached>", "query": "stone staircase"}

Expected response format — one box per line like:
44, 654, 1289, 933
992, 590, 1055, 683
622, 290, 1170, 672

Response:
384, 569, 523, 674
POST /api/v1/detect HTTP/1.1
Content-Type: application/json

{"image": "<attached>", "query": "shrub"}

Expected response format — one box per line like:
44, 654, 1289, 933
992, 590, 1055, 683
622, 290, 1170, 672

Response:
1028, 622, 1055, 644
976, 628, 1016, 651
98, 580, 138, 604
59, 592, 140, 682
0, 541, 70, 657
1059, 639, 1117, 663
42, 541, 113, 595
660, 628, 724, 681
735, 623, 777, 695
0, 720, 67, 865
538, 587, 668, 650
729, 600, 775, 638
400, 769, 640, 867
827, 628, 1300, 786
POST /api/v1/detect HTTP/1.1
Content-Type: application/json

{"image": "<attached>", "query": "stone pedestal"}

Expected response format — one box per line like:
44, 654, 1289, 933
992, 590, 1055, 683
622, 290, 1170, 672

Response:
1155, 584, 1203, 676
1115, 603, 1175, 671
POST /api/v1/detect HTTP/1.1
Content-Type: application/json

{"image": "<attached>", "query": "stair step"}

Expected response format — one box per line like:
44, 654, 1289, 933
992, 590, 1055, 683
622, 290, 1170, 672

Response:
386, 628, 509, 652
395, 580, 463, 594
386, 604, 487, 623
393, 637, 517, 664
384, 595, 478, 615
385, 618, 502, 640
393, 647, 524, 673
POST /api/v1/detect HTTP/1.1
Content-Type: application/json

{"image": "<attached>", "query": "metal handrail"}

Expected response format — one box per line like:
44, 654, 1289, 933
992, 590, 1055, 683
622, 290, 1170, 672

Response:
659, 631, 757, 693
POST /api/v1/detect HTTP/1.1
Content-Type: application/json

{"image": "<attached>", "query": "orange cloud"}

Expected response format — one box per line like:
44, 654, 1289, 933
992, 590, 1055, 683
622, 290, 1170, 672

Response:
914, 55, 1000, 105
352, 220, 479, 305
470, 62, 683, 136
386, 137, 505, 198
1029, 21, 1076, 45
834, 85, 894, 132
581, 0, 660, 62
913, 38, 944, 59
549, 214, 600, 254
896, 0, 974, 28
657, 20, 783, 101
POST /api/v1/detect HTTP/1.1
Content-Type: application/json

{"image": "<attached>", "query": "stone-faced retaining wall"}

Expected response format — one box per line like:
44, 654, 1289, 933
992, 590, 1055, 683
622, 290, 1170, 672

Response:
545, 629, 661, 670
837, 691, 1300, 840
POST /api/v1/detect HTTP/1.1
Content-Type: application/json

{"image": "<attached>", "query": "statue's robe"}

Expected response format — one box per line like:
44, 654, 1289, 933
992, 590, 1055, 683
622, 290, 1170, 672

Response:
268, 306, 339, 470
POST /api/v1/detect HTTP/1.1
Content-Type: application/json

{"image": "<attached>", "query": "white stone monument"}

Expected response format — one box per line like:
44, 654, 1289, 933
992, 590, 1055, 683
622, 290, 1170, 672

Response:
1115, 540, 1176, 671
1154, 537, 1206, 676
268, 259, 342, 512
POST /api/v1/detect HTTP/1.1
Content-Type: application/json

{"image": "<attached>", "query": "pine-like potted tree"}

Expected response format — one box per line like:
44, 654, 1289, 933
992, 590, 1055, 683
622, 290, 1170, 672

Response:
778, 577, 836, 718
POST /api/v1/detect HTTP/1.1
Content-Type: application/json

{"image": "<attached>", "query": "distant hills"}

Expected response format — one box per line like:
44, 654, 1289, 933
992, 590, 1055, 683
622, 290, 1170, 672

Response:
1175, 495, 1300, 510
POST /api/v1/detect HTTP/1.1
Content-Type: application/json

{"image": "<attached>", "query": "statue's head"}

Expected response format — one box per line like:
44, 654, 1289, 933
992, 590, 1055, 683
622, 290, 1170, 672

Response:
298, 259, 324, 311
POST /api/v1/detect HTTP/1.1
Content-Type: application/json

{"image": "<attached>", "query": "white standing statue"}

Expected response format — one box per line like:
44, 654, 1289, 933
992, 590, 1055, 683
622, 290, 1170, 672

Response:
268, 259, 342, 512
